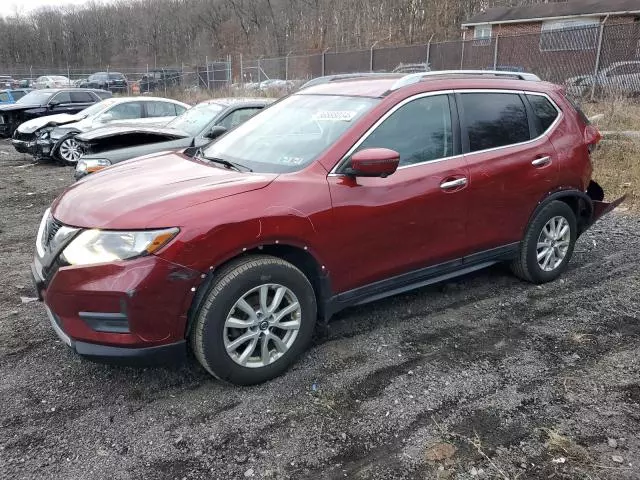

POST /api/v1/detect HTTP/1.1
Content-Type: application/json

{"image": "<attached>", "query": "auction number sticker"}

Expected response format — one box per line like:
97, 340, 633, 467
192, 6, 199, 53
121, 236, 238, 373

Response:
312, 111, 357, 122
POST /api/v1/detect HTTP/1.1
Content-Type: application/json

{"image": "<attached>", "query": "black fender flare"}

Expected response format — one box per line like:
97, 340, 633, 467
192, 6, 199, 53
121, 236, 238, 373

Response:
529, 183, 604, 235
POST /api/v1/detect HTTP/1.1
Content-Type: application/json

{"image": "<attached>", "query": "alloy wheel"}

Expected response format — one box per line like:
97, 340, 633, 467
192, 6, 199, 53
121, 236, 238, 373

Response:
58, 138, 82, 164
536, 216, 571, 272
223, 283, 301, 368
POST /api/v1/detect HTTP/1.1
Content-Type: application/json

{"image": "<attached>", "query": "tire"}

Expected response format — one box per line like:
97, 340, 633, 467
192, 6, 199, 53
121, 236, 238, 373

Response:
190, 255, 317, 385
55, 135, 82, 165
511, 201, 577, 284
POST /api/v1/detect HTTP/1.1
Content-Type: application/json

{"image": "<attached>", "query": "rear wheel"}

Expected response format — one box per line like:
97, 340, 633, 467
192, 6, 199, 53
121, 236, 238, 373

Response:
190, 256, 317, 385
56, 136, 82, 165
511, 201, 577, 284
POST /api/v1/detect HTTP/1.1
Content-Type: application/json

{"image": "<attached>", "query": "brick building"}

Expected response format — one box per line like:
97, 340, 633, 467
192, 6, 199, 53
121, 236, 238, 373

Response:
462, 0, 640, 40
455, 0, 640, 82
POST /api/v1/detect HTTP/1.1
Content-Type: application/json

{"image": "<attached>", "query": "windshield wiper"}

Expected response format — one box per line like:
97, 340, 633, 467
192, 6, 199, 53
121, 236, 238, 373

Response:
201, 155, 252, 172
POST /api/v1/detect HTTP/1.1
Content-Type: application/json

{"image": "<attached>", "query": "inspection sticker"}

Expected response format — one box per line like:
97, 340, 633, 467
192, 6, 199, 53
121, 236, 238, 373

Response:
312, 110, 357, 122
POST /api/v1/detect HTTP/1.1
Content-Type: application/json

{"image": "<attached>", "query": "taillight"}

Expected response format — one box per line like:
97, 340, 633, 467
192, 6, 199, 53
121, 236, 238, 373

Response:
584, 124, 601, 153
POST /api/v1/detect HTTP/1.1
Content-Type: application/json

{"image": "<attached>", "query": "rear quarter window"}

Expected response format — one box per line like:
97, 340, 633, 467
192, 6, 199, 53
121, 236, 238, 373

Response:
527, 94, 559, 132
564, 93, 591, 126
10, 90, 26, 100
460, 93, 530, 153
94, 91, 113, 100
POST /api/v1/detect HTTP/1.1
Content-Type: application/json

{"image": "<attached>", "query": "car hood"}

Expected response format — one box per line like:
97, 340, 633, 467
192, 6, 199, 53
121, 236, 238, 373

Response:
0, 103, 41, 112
17, 113, 86, 133
52, 151, 277, 229
76, 125, 189, 142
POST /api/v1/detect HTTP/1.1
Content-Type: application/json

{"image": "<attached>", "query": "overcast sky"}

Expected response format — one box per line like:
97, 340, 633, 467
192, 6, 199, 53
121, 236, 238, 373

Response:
4, 0, 112, 15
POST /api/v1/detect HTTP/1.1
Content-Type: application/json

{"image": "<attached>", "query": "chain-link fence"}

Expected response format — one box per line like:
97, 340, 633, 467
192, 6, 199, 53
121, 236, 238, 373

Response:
237, 22, 640, 99
2, 59, 232, 96
4, 23, 639, 100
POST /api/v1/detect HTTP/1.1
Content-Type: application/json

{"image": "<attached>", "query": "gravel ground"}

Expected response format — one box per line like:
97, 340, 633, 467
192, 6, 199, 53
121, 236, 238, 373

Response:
1, 139, 639, 480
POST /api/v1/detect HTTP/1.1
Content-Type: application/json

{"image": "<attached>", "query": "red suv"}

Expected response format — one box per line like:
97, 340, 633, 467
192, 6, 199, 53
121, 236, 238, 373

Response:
31, 71, 624, 385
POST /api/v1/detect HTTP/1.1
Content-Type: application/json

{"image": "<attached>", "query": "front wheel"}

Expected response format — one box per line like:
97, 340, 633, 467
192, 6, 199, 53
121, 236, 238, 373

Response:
190, 256, 317, 385
511, 201, 577, 284
56, 136, 82, 165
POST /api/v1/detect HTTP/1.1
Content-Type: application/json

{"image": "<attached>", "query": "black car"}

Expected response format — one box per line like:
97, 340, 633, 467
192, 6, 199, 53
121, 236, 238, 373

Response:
139, 69, 181, 92
80, 72, 128, 93
0, 88, 111, 138
74, 98, 273, 179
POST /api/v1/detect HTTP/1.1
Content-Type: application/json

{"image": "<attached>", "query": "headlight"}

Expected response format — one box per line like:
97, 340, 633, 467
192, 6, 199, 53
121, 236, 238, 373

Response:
37, 127, 53, 139
61, 228, 179, 266
77, 158, 111, 173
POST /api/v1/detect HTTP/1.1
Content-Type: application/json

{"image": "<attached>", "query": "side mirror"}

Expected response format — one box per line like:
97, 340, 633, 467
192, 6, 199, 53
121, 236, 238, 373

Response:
48, 101, 58, 109
347, 148, 400, 178
205, 125, 228, 139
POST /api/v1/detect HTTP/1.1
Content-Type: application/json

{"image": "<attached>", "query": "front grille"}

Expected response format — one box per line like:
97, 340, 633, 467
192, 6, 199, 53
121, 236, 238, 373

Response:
12, 130, 33, 142
44, 216, 63, 247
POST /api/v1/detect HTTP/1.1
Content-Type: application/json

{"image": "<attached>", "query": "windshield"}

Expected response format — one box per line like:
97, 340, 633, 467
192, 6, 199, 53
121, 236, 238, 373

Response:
166, 102, 224, 136
202, 94, 378, 173
17, 90, 55, 104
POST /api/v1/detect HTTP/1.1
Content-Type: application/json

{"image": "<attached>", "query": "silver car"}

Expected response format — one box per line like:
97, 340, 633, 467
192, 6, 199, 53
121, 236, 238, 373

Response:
566, 61, 640, 98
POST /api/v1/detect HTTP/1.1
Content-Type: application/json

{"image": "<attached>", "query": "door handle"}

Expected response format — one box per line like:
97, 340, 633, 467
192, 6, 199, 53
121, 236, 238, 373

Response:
532, 156, 552, 167
440, 177, 468, 190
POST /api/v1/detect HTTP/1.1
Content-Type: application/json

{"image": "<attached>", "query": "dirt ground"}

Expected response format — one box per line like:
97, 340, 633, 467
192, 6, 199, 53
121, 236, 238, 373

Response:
1, 138, 639, 480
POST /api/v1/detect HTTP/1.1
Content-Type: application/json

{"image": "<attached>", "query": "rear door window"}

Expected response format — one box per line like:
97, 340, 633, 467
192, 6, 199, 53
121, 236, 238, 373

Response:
146, 101, 178, 117
526, 94, 559, 133
460, 93, 531, 153
70, 91, 95, 103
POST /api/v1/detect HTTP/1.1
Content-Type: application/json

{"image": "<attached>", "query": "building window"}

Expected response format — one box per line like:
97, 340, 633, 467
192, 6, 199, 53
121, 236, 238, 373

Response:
473, 24, 492, 46
540, 17, 599, 52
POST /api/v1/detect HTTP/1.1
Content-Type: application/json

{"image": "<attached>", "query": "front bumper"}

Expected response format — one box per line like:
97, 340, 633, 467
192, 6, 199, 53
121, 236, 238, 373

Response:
43, 303, 186, 365
12, 134, 53, 158
31, 245, 201, 366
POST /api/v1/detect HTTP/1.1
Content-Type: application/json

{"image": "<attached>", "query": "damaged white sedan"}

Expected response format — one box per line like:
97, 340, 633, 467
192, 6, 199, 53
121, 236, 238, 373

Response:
11, 96, 189, 165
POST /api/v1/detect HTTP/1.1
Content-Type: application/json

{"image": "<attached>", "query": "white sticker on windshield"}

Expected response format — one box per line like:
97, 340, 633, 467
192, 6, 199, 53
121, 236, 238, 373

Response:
312, 110, 357, 122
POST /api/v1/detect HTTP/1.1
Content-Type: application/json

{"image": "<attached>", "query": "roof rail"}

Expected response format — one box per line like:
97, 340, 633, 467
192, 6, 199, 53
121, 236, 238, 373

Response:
299, 72, 398, 90
390, 70, 541, 91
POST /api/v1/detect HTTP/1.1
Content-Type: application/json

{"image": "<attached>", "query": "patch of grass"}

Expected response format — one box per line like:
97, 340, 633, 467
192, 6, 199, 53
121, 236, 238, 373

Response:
569, 332, 597, 345
581, 99, 640, 211
591, 139, 639, 210
582, 99, 640, 131
543, 428, 590, 463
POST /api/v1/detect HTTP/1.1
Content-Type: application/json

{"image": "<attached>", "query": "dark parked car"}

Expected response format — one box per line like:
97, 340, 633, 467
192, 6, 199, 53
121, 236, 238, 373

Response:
0, 88, 111, 138
80, 72, 128, 93
32, 71, 624, 385
139, 69, 181, 92
74, 98, 272, 178
0, 88, 32, 104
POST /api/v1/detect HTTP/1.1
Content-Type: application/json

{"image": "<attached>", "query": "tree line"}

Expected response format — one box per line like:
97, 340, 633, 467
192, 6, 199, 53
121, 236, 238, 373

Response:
0, 0, 563, 69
